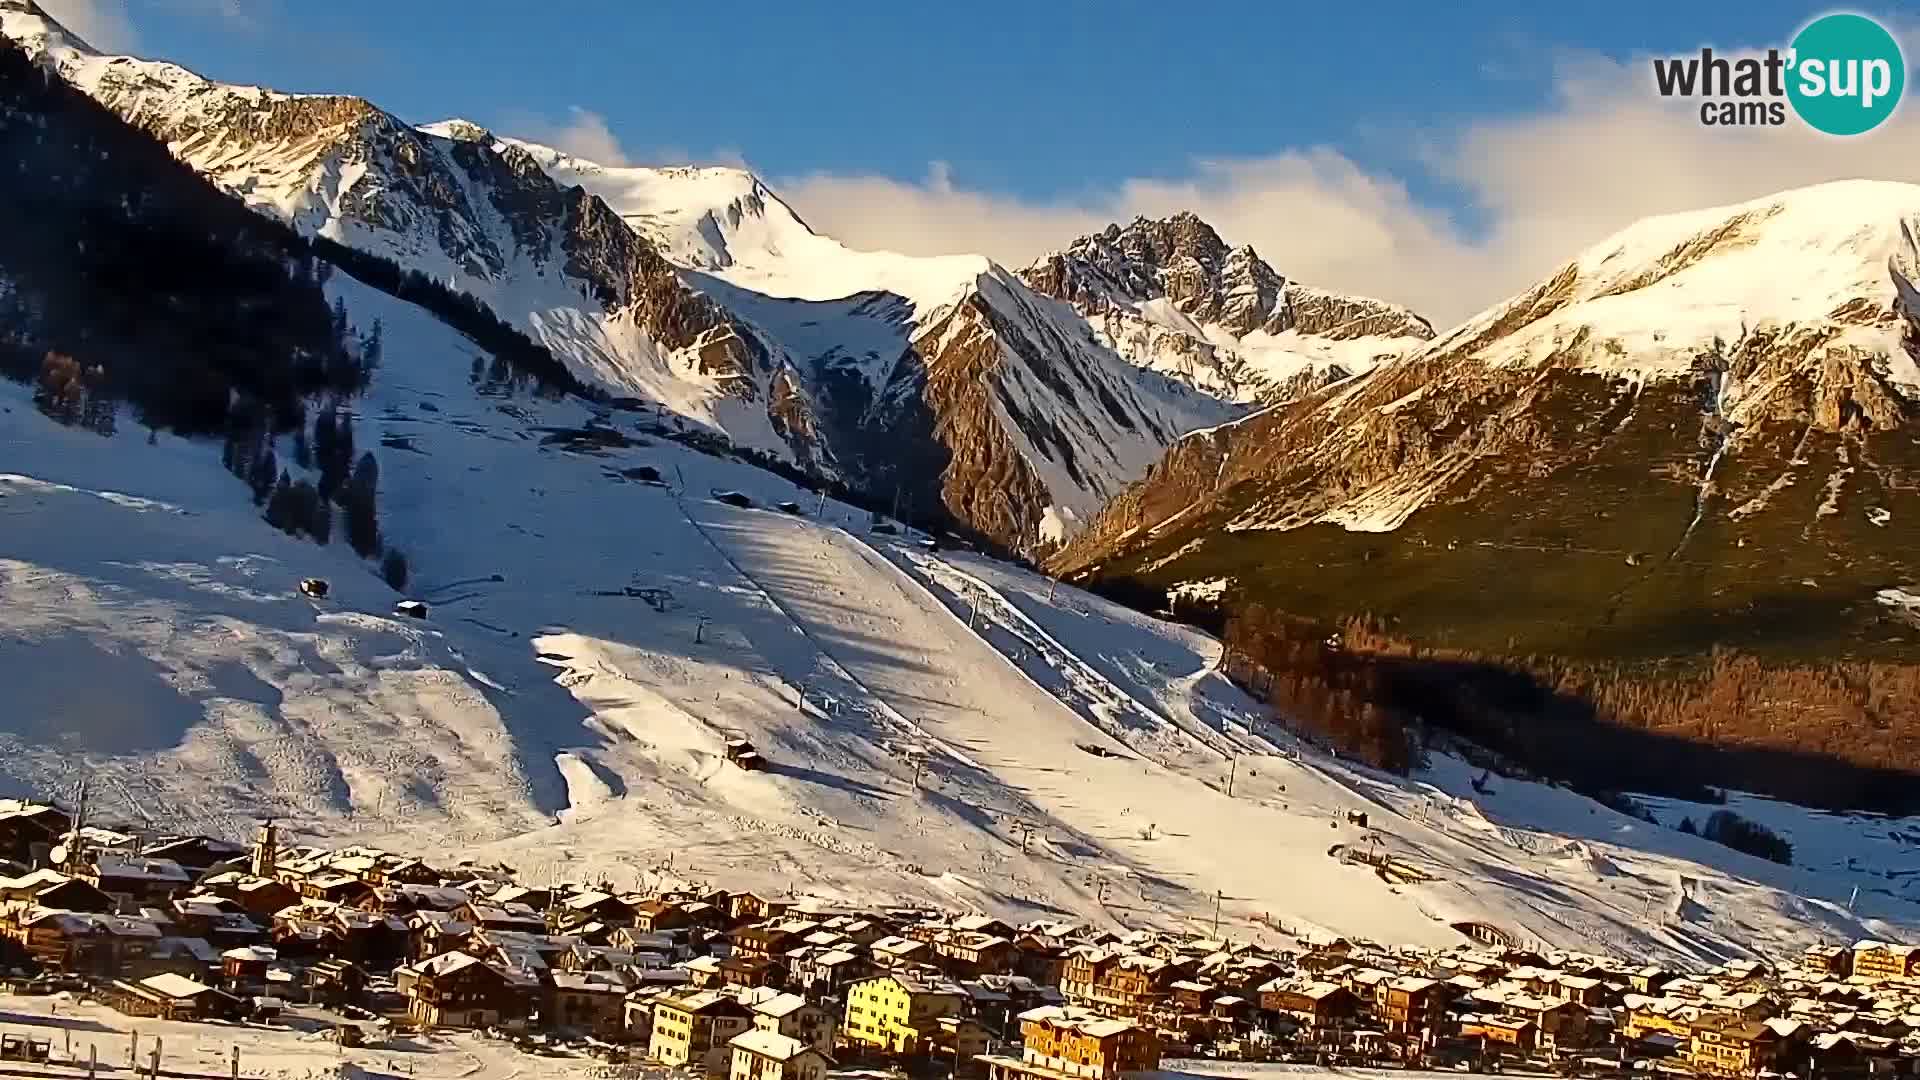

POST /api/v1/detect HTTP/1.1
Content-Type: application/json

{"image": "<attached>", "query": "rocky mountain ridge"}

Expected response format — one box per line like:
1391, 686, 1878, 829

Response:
1054, 180, 1920, 662
0, 0, 839, 471
1020, 212, 1435, 403
0, 1, 1249, 551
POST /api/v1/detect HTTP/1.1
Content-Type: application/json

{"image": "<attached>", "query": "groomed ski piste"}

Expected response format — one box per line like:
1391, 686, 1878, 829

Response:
4, 273, 1919, 968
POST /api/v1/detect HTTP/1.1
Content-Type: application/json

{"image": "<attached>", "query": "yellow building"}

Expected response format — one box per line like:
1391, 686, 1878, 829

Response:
1622, 1002, 1695, 1043
842, 974, 966, 1056
1851, 941, 1919, 983
1688, 1017, 1783, 1078
650, 990, 753, 1075
977, 1005, 1160, 1080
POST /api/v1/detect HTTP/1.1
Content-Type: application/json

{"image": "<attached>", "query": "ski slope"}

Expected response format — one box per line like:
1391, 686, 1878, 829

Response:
2, 274, 1918, 963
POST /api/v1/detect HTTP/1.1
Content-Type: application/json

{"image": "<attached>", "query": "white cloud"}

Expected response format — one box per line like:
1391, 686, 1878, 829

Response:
498, 107, 747, 172
36, 0, 140, 53
501, 106, 632, 167
773, 41, 1920, 327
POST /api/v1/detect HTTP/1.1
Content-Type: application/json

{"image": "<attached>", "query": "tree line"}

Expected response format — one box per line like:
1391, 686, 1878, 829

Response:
1217, 601, 1920, 815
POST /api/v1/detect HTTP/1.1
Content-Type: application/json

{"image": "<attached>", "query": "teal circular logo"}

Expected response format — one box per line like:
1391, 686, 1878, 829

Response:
1787, 13, 1905, 135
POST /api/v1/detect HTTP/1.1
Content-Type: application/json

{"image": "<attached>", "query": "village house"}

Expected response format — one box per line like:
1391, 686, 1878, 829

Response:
402, 950, 537, 1030
0, 869, 106, 908
843, 973, 969, 1057
1459, 1014, 1537, 1055
170, 896, 265, 947
306, 958, 369, 1007
730, 924, 799, 962
1850, 942, 1919, 983
750, 992, 836, 1055
727, 1030, 832, 1080
1376, 974, 1446, 1041
1623, 995, 1702, 1045
140, 836, 247, 877
870, 934, 931, 970
1014, 935, 1067, 984
456, 901, 548, 934
138, 935, 219, 981
296, 871, 373, 907
793, 948, 867, 997
407, 909, 475, 960
221, 944, 276, 988
720, 954, 786, 991
0, 910, 164, 975
0, 802, 71, 866
631, 898, 693, 934
1259, 980, 1358, 1043
80, 854, 191, 909
102, 972, 242, 1021
650, 990, 754, 1076
1802, 945, 1853, 979
935, 932, 1017, 979
1690, 1015, 1788, 1078
729, 893, 791, 926
547, 970, 629, 1038
977, 1004, 1161, 1080
199, 874, 300, 921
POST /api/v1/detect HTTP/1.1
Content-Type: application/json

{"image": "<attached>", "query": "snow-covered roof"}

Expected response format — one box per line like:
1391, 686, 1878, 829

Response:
1018, 1004, 1136, 1038
750, 992, 810, 1018
139, 973, 219, 999
91, 854, 189, 883
729, 1029, 812, 1062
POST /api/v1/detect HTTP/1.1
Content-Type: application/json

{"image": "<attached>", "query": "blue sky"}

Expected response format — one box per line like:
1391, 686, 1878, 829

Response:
82, 1, 1861, 199
51, 0, 1920, 320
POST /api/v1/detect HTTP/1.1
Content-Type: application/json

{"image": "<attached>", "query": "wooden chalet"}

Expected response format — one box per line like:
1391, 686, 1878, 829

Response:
730, 924, 798, 961
81, 854, 190, 908
545, 970, 628, 1038
0, 803, 70, 866
630, 898, 693, 934
102, 973, 241, 1021
403, 951, 537, 1030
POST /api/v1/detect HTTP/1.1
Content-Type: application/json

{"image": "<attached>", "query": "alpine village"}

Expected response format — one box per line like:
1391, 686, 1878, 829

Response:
0, 796, 1911, 1080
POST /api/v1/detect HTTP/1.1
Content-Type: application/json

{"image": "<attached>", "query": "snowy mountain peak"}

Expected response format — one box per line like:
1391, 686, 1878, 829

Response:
482, 135, 817, 273
419, 117, 495, 145
0, 0, 99, 57
1020, 213, 1434, 403
1427, 177, 1920, 389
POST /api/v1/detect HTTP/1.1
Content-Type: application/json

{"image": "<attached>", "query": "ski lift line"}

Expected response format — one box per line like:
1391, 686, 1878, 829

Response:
668, 492, 981, 776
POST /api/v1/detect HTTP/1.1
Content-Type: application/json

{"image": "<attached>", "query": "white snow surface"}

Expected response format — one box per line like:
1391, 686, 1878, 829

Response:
1425, 179, 1920, 386
2, 276, 1917, 963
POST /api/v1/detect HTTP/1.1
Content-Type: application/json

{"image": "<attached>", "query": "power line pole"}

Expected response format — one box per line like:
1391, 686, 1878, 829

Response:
1213, 890, 1223, 938
1226, 755, 1238, 797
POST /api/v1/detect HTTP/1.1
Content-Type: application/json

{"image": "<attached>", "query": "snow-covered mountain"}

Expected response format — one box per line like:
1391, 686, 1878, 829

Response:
469, 129, 1240, 549
1055, 180, 1920, 662
1021, 213, 1435, 403
0, 1, 1238, 552
9, 263, 1920, 965
0, 0, 838, 473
